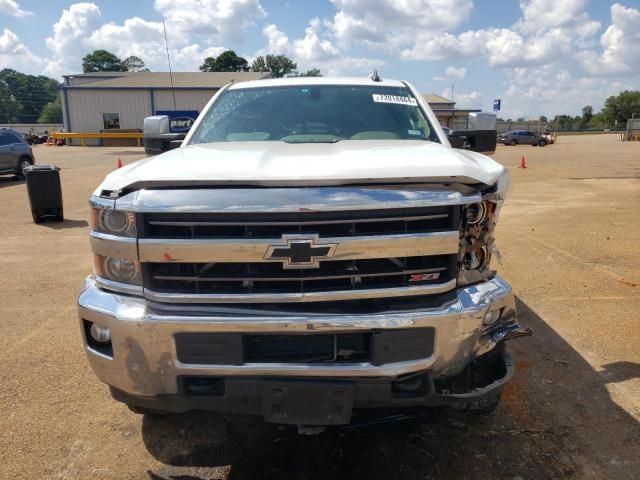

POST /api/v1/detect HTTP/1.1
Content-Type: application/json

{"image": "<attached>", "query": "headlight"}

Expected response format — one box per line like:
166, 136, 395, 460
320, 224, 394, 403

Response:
92, 208, 136, 237
465, 202, 487, 225
94, 254, 141, 285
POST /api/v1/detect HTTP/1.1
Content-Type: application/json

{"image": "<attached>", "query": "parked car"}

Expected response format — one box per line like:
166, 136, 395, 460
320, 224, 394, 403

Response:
0, 128, 35, 179
499, 130, 549, 146
79, 76, 530, 431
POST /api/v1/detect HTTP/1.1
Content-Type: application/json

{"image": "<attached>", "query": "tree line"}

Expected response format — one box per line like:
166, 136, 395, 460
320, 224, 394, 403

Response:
81, 49, 322, 78
198, 50, 322, 77
497, 93, 640, 130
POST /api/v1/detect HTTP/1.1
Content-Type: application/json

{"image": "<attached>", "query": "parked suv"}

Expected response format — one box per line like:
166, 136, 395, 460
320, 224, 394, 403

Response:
499, 130, 548, 146
0, 128, 35, 179
79, 76, 530, 430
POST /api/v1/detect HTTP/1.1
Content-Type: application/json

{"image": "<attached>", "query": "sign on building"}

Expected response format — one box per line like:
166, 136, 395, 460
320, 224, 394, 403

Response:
156, 110, 199, 133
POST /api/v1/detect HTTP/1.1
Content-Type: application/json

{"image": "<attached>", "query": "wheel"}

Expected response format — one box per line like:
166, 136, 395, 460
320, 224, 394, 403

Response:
509, 139, 517, 146
538, 139, 547, 147
15, 157, 32, 180
126, 404, 173, 417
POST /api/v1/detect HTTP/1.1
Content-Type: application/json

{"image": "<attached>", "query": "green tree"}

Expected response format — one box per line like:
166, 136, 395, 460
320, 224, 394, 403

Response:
122, 55, 150, 72
82, 50, 127, 73
296, 68, 322, 77
0, 69, 59, 123
0, 80, 21, 123
200, 50, 249, 72
601, 90, 640, 126
251, 54, 297, 77
251, 56, 268, 72
38, 96, 62, 123
580, 105, 593, 128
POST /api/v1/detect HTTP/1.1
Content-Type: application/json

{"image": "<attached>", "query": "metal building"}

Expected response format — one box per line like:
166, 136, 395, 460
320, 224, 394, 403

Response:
60, 71, 270, 145
422, 94, 481, 130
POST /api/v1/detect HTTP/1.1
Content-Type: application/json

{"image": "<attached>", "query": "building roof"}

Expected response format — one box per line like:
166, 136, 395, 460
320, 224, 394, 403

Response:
422, 93, 454, 105
65, 71, 270, 89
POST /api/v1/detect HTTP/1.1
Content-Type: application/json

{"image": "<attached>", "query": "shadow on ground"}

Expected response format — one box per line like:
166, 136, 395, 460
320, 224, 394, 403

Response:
0, 175, 23, 188
38, 219, 88, 229
141, 298, 640, 480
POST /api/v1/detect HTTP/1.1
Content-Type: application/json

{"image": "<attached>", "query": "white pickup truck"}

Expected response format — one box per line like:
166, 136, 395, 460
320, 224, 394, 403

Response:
79, 76, 530, 429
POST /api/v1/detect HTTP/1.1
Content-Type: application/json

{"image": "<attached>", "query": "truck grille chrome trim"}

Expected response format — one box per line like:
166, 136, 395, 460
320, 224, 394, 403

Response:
116, 186, 481, 213
138, 231, 460, 263
143, 279, 457, 304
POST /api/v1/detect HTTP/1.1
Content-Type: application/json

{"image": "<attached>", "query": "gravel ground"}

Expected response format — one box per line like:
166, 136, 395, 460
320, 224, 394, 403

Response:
0, 135, 639, 479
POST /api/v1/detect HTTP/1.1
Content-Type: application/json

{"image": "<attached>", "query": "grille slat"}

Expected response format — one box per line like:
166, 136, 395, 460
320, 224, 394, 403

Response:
145, 255, 453, 295
142, 207, 455, 240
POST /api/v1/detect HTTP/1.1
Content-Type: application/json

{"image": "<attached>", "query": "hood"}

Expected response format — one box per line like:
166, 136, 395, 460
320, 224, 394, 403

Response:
97, 140, 505, 194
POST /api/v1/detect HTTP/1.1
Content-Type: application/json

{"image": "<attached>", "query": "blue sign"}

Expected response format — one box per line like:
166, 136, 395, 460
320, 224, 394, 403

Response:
156, 110, 199, 133
493, 99, 501, 112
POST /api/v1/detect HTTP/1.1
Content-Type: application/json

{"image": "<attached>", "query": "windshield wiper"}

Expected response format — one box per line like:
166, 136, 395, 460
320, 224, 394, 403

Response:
281, 135, 343, 144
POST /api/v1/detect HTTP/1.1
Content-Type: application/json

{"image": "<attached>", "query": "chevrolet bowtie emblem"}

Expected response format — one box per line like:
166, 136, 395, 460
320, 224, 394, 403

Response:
265, 235, 338, 269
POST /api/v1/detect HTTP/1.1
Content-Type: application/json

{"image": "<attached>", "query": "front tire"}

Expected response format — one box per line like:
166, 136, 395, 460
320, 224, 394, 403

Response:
509, 139, 517, 146
16, 157, 32, 180
538, 139, 547, 147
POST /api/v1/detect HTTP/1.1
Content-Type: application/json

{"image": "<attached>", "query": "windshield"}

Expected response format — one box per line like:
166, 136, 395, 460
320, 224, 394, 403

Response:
189, 85, 439, 144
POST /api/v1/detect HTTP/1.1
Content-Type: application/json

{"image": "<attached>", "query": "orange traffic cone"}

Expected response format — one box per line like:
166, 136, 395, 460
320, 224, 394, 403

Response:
117, 158, 123, 168
519, 156, 527, 169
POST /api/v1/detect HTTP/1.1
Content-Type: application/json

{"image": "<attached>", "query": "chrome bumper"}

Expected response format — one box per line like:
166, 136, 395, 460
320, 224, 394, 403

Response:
78, 276, 517, 397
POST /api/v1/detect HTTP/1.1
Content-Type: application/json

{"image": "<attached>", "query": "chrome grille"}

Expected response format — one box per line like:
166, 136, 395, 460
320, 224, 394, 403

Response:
130, 188, 474, 304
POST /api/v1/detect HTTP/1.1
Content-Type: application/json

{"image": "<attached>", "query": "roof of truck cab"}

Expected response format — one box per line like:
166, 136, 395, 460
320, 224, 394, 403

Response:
228, 76, 408, 90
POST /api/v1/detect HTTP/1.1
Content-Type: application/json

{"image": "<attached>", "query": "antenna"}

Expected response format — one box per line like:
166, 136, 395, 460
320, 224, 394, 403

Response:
370, 69, 381, 82
162, 17, 177, 110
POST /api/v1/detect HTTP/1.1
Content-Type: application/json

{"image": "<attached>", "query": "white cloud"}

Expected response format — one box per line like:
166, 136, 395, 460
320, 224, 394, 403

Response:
515, 0, 600, 36
327, 0, 473, 49
0, 0, 32, 17
154, 0, 266, 44
44, 3, 103, 77
0, 29, 43, 73
261, 20, 382, 76
580, 3, 640, 74
441, 87, 482, 109
445, 66, 466, 80
40, 0, 268, 77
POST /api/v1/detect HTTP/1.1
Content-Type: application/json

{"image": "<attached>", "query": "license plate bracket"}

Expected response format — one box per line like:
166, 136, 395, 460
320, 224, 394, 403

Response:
261, 379, 355, 425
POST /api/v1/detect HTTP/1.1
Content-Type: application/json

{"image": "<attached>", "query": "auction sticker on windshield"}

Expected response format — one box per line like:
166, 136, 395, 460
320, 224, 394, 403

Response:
372, 94, 418, 106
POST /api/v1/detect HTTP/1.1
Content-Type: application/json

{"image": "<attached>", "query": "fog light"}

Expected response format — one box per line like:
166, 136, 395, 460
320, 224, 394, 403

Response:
483, 309, 502, 326
89, 323, 111, 343
463, 245, 489, 271
104, 256, 140, 283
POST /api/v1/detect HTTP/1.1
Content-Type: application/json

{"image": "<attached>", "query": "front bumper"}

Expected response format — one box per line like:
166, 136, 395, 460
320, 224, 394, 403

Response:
78, 276, 524, 419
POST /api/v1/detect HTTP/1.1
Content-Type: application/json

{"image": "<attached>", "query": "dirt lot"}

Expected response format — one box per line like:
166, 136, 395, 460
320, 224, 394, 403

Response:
1, 135, 639, 479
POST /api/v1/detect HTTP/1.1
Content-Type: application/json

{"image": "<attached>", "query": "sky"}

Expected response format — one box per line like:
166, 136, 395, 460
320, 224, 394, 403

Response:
1, 0, 639, 119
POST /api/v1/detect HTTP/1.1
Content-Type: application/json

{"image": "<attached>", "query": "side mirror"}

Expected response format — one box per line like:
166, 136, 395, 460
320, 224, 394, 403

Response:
143, 115, 187, 156
447, 135, 468, 149
450, 129, 497, 155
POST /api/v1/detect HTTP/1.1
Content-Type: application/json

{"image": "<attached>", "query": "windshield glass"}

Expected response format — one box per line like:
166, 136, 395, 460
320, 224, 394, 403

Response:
189, 85, 439, 144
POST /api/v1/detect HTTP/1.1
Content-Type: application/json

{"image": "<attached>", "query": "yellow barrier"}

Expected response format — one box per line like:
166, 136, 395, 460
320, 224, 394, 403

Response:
50, 131, 143, 147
